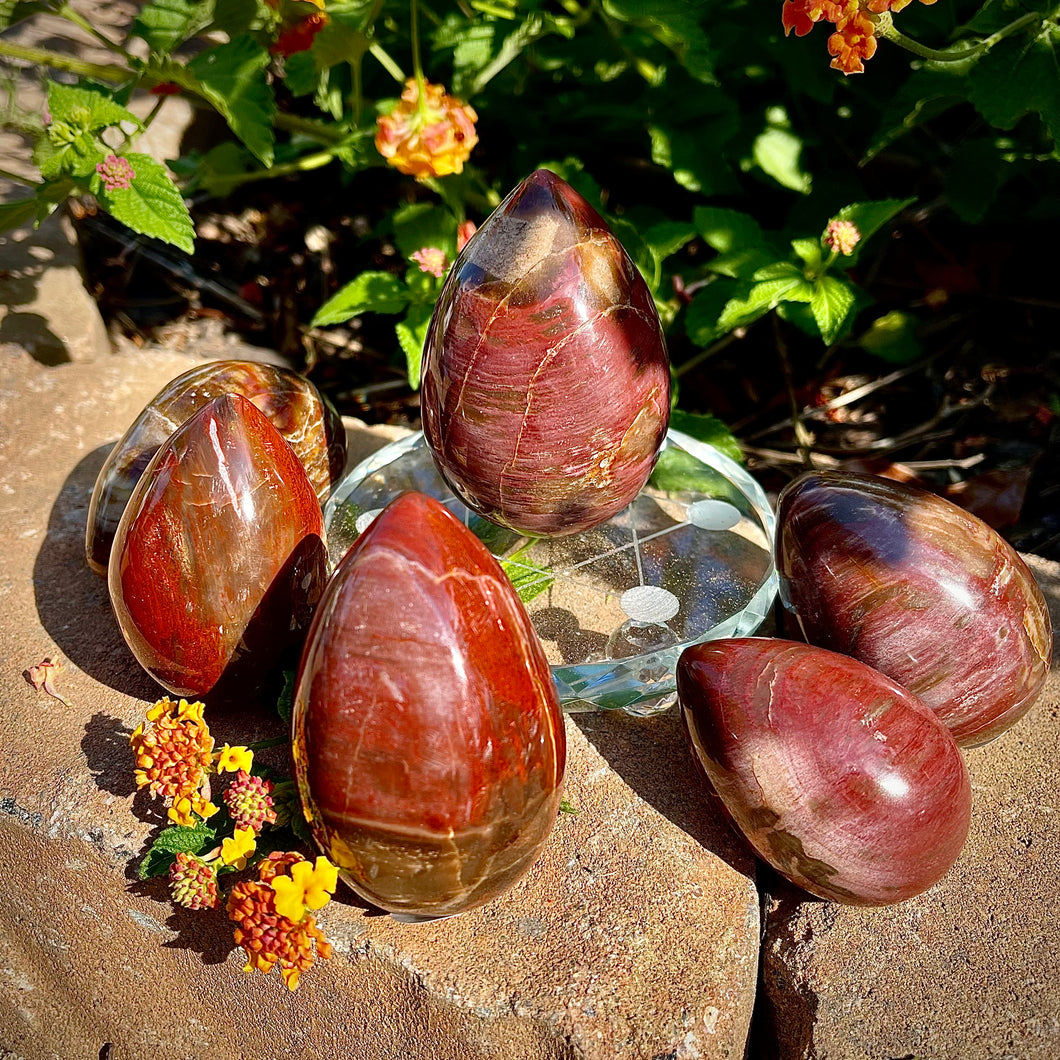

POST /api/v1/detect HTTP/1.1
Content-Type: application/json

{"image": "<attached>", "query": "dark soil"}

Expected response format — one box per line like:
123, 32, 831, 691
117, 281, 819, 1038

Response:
73, 164, 1060, 561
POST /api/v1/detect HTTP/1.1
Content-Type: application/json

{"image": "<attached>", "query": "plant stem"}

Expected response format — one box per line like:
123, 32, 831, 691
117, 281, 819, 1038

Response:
55, 2, 133, 59
369, 41, 406, 83
876, 9, 1043, 63
247, 735, 291, 752
0, 39, 130, 84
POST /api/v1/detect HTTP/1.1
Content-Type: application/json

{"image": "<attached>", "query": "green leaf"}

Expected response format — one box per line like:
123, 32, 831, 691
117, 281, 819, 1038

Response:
0, 196, 38, 233
46, 83, 142, 135
642, 219, 696, 263
969, 21, 1060, 143
391, 201, 458, 260
97, 153, 195, 253
831, 198, 914, 265
188, 35, 275, 166
650, 445, 732, 494
717, 273, 814, 332
809, 275, 857, 345
648, 118, 738, 196
275, 669, 296, 725
312, 271, 411, 326
603, 0, 716, 83
751, 125, 810, 194
499, 547, 554, 603
133, 0, 215, 54
0, 1, 50, 32
138, 821, 217, 879
791, 237, 822, 269
683, 278, 741, 347
669, 409, 742, 464
395, 302, 435, 390
858, 310, 922, 364
693, 206, 777, 279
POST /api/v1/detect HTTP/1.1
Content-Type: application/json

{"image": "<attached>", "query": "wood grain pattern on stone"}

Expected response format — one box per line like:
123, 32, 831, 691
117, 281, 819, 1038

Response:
760, 557, 1060, 1060
108, 392, 329, 697
293, 491, 566, 919
86, 358, 346, 575
421, 169, 670, 537
1, 348, 761, 1060
679, 638, 971, 905
777, 470, 1052, 746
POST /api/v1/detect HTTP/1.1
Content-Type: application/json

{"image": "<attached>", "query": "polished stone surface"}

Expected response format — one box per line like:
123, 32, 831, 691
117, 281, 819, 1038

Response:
293, 491, 567, 919
678, 638, 971, 905
87, 359, 345, 575
776, 470, 1052, 746
421, 169, 670, 537
108, 392, 329, 697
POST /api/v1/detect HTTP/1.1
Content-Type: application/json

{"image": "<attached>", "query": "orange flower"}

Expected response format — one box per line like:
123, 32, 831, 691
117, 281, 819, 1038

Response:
130, 698, 214, 804
375, 78, 478, 180
227, 852, 334, 990
828, 8, 878, 74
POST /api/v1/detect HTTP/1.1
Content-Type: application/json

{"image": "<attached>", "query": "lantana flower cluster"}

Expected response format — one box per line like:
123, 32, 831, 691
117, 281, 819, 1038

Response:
375, 78, 478, 179
266, 0, 328, 57
130, 697, 338, 990
782, 0, 937, 75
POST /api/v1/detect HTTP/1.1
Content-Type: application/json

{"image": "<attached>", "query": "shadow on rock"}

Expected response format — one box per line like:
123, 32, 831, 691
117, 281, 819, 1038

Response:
573, 706, 756, 879
33, 443, 167, 699
81, 711, 137, 797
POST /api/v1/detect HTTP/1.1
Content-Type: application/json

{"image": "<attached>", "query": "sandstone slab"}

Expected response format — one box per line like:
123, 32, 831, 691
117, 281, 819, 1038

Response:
761, 554, 1060, 1060
0, 347, 760, 1059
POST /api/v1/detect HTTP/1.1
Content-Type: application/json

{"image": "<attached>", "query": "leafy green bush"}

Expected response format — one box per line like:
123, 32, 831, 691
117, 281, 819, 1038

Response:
2, 0, 1057, 435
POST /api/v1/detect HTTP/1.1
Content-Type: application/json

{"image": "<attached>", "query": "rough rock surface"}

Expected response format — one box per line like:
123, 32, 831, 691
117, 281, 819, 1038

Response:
0, 344, 759, 1059
760, 554, 1060, 1060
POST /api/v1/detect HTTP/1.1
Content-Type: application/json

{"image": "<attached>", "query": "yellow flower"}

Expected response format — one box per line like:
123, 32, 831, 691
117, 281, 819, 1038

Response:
168, 792, 220, 826
375, 78, 478, 180
216, 744, 254, 774
270, 856, 339, 922
221, 826, 257, 869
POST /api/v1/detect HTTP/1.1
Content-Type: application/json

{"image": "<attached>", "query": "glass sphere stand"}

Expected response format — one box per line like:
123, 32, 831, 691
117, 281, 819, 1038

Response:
324, 428, 778, 716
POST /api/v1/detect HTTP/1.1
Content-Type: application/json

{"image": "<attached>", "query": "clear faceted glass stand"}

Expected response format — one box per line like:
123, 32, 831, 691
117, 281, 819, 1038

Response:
324, 429, 778, 716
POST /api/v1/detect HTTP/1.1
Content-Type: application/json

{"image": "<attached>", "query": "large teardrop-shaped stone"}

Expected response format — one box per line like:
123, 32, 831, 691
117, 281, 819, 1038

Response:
421, 169, 670, 537
108, 393, 329, 697
292, 491, 566, 919
776, 470, 1052, 746
678, 638, 971, 905
87, 359, 345, 576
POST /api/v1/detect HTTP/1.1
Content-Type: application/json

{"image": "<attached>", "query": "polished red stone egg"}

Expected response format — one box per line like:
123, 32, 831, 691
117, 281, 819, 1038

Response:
421, 168, 670, 537
108, 393, 329, 697
678, 638, 972, 905
776, 470, 1052, 746
291, 491, 567, 919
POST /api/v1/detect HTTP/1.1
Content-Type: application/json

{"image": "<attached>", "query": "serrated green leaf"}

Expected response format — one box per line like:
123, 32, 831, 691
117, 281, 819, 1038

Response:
693, 206, 767, 254
648, 118, 738, 196
945, 138, 1007, 222
312, 271, 410, 326
831, 198, 914, 265
395, 301, 435, 389
138, 821, 217, 879
210, 0, 261, 36
810, 275, 857, 345
683, 278, 741, 347
46, 83, 142, 134
603, 0, 716, 83
649, 445, 732, 494
752, 125, 810, 194
189, 35, 275, 166
133, 0, 215, 53
0, 196, 38, 233
669, 409, 742, 464
642, 219, 696, 263
275, 669, 296, 724
969, 21, 1060, 143
717, 274, 813, 331
751, 260, 804, 282
97, 153, 194, 253
500, 547, 554, 603
791, 237, 822, 269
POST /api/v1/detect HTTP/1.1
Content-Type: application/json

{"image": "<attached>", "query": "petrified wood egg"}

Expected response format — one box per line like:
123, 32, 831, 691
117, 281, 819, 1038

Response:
87, 359, 345, 575
776, 470, 1052, 747
108, 393, 329, 697
292, 491, 566, 919
421, 168, 670, 537
678, 638, 971, 905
